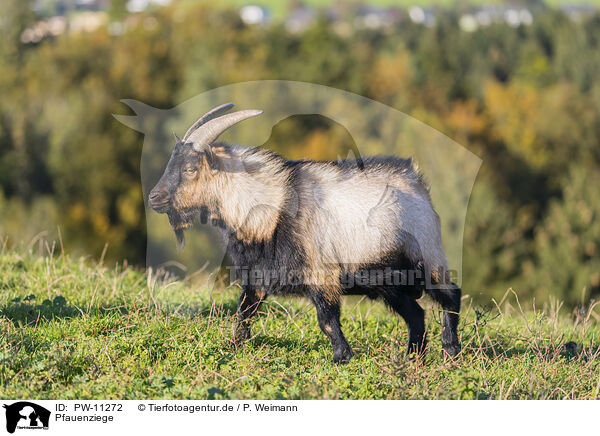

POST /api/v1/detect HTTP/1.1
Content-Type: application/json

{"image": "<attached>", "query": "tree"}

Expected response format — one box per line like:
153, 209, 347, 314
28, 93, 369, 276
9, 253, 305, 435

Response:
532, 165, 600, 304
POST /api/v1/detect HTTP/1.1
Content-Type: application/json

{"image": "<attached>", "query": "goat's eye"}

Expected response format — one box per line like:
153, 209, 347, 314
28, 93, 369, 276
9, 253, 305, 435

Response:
183, 166, 196, 175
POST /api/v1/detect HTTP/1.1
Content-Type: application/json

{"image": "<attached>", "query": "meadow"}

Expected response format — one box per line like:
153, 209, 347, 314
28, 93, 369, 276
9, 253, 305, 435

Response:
1, 248, 599, 400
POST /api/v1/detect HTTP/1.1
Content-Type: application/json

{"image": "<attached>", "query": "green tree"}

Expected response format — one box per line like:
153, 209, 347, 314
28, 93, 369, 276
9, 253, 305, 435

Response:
462, 180, 529, 302
532, 166, 600, 304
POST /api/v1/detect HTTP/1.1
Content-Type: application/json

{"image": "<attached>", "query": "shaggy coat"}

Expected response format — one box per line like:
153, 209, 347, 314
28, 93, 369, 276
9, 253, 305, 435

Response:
149, 105, 462, 363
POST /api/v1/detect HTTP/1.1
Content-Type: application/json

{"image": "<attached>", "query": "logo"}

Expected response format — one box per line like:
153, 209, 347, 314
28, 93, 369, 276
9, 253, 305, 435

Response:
2, 402, 50, 434
114, 80, 481, 288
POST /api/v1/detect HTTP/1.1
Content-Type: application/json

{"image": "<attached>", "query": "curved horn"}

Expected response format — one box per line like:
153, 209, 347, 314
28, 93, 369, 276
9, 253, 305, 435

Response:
187, 110, 263, 151
182, 103, 235, 142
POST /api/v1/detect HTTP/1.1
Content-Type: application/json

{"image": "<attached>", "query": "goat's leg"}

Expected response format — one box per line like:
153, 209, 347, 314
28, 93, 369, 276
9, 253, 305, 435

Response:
233, 286, 264, 346
380, 290, 427, 355
309, 290, 353, 364
426, 282, 461, 357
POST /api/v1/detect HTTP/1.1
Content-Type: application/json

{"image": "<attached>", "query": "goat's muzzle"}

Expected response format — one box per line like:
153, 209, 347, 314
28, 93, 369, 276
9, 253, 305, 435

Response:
148, 188, 170, 213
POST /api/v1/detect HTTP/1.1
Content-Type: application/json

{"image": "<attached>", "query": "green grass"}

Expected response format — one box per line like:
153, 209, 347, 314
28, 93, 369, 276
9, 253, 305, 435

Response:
1, 249, 599, 399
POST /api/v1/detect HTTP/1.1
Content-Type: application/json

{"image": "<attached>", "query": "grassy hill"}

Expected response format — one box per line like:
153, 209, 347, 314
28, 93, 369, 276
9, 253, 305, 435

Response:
1, 249, 599, 399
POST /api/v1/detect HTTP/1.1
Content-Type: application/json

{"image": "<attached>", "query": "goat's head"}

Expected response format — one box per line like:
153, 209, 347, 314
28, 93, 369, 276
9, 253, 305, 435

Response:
148, 103, 263, 247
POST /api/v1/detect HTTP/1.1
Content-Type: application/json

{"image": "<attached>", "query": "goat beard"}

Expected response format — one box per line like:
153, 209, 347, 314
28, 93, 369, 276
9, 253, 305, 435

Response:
167, 209, 192, 250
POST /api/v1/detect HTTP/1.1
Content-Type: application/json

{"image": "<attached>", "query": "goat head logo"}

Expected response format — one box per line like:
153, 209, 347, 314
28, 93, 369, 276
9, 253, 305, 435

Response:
114, 80, 481, 289
3, 402, 50, 434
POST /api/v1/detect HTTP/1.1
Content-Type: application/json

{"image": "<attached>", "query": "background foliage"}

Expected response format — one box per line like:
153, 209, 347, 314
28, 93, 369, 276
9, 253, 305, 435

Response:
1, 0, 600, 306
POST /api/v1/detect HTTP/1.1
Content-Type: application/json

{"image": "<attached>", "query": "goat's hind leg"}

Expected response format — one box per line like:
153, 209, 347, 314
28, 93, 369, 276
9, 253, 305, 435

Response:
309, 289, 353, 364
380, 289, 427, 355
426, 282, 461, 357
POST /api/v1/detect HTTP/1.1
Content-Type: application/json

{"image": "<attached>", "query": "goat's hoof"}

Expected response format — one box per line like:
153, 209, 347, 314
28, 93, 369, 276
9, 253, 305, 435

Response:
442, 342, 461, 358
231, 336, 248, 350
406, 349, 426, 360
406, 341, 427, 358
333, 348, 354, 364
232, 326, 251, 349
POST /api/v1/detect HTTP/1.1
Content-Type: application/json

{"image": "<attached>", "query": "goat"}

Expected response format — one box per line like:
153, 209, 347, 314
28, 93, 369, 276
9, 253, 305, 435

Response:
148, 103, 462, 363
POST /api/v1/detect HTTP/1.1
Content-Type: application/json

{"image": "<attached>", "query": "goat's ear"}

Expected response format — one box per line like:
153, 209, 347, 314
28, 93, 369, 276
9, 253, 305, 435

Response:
206, 145, 246, 173
210, 145, 228, 157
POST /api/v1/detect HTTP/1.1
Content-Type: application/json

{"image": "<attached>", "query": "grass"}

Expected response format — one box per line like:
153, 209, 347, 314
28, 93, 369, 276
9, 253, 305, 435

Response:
1, 248, 600, 400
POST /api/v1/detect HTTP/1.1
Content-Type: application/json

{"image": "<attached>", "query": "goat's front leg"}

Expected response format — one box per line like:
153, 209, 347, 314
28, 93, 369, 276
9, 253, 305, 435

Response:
233, 286, 264, 347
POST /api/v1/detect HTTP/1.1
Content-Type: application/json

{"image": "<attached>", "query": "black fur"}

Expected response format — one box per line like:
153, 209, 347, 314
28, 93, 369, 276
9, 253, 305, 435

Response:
224, 219, 461, 361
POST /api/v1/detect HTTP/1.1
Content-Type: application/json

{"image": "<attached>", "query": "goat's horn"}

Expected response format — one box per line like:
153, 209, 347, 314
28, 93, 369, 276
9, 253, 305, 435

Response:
182, 102, 235, 142
187, 110, 263, 151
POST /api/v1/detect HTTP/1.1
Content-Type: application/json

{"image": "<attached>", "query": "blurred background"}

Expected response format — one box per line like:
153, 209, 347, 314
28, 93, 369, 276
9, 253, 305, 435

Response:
1, 0, 599, 306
